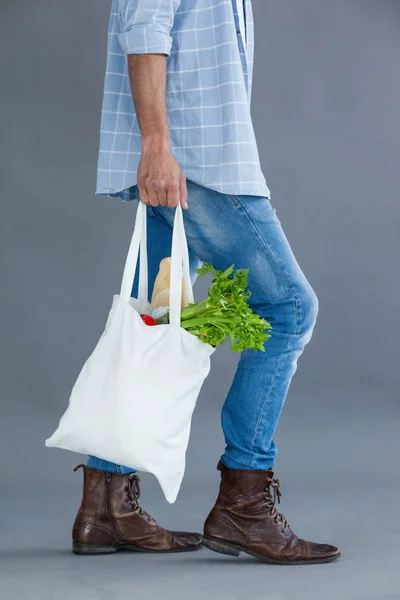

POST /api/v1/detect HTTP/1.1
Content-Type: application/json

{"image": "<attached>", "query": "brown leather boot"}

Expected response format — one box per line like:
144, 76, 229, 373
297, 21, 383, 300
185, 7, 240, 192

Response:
203, 461, 340, 565
72, 465, 202, 555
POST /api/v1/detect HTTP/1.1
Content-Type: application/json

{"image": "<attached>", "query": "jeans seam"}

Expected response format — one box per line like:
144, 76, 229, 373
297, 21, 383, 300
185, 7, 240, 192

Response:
250, 304, 299, 467
232, 200, 300, 467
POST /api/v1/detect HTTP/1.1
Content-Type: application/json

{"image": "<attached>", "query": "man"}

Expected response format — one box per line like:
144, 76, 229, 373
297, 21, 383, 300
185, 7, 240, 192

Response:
72, 0, 340, 564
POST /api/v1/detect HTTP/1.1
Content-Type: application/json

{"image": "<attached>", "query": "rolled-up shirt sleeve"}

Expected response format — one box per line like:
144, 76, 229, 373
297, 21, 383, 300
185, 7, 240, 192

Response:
117, 0, 181, 56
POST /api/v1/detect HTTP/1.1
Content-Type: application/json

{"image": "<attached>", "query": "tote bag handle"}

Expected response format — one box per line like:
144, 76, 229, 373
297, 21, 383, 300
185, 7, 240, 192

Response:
119, 202, 194, 325
169, 203, 194, 325
120, 201, 148, 306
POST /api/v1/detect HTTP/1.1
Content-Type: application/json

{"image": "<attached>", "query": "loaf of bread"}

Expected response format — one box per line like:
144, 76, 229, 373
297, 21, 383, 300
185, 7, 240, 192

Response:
150, 257, 188, 309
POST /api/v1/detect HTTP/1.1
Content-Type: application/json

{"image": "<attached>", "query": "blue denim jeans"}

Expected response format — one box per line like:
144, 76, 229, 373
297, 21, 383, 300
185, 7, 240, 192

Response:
88, 179, 318, 474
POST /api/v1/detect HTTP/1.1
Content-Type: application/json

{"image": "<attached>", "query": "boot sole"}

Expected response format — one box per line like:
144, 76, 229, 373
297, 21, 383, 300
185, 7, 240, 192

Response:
72, 542, 203, 556
202, 535, 341, 565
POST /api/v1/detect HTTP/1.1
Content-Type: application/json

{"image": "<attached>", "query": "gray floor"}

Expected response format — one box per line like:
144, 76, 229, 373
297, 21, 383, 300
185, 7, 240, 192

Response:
1, 380, 399, 600
1, 0, 400, 598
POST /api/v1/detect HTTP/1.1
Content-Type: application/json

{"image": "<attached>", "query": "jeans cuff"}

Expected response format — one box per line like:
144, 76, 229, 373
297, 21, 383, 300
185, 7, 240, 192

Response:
87, 456, 137, 474
220, 453, 275, 471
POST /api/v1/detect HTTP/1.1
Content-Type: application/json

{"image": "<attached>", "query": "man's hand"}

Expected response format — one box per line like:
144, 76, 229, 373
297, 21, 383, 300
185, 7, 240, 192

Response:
137, 138, 188, 209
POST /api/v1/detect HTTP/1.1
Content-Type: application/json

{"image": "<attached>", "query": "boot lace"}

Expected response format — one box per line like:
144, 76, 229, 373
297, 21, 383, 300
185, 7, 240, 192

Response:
127, 474, 153, 522
264, 476, 288, 529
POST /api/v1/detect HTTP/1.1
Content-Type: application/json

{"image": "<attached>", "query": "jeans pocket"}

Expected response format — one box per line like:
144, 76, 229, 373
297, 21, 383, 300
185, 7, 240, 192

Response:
147, 204, 159, 219
227, 194, 242, 209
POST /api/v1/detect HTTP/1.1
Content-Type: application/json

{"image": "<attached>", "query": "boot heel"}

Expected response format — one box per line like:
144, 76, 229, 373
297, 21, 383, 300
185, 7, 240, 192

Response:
72, 542, 118, 555
202, 536, 241, 557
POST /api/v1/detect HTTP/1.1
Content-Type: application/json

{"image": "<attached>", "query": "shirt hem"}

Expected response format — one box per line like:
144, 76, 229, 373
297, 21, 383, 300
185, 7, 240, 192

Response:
95, 177, 271, 202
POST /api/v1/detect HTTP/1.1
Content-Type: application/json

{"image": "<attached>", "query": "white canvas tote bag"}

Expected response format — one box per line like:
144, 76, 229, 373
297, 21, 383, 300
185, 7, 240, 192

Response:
46, 202, 215, 503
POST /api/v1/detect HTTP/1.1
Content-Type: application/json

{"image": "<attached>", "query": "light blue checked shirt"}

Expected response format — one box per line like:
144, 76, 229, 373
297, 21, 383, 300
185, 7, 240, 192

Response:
96, 0, 271, 201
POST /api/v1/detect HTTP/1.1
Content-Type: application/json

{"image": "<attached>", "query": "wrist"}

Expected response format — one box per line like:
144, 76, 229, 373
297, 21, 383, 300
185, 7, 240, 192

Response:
141, 134, 171, 153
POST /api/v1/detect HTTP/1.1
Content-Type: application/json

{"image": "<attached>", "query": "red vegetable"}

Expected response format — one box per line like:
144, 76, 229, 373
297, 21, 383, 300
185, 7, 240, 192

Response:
140, 314, 158, 326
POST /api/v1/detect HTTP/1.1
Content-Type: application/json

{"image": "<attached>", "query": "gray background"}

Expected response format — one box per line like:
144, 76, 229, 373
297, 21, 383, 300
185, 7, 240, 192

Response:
0, 1, 399, 599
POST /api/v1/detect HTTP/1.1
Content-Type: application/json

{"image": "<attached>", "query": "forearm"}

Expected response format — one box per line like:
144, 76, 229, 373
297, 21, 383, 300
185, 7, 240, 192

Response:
126, 53, 187, 208
127, 54, 170, 151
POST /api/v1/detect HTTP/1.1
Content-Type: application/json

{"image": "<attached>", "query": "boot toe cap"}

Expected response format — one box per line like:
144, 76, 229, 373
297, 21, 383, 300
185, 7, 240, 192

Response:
318, 543, 341, 559
172, 531, 203, 551
303, 540, 341, 562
